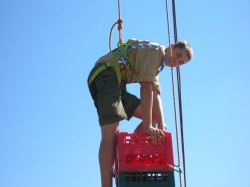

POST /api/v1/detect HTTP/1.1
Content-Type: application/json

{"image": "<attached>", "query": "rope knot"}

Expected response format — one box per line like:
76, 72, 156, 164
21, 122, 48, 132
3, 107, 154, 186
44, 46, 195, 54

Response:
118, 19, 123, 30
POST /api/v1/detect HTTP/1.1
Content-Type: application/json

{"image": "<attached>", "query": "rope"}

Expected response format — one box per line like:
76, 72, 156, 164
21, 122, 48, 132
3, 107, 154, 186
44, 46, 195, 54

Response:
171, 0, 187, 186
109, 21, 118, 51
165, 0, 187, 187
117, 0, 123, 43
165, 1, 182, 187
176, 66, 187, 187
109, 0, 123, 51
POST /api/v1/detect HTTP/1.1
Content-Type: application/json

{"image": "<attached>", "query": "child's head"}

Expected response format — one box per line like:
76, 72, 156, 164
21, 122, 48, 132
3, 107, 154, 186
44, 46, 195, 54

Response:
165, 41, 193, 67
174, 41, 193, 61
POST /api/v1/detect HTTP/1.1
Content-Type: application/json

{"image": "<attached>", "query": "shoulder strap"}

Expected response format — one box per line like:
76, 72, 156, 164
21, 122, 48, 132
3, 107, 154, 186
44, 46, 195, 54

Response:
113, 39, 137, 87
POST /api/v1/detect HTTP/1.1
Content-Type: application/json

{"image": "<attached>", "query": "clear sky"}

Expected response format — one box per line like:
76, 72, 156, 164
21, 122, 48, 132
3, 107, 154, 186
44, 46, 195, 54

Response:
1, 0, 250, 187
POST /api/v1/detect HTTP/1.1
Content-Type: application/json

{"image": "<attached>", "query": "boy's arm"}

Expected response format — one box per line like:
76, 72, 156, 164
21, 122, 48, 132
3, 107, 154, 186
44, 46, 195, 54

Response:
140, 81, 153, 130
140, 82, 165, 145
153, 90, 167, 130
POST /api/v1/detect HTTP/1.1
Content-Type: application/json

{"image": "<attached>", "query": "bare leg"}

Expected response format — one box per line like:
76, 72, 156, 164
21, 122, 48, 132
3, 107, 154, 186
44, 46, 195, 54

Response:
99, 123, 119, 187
134, 121, 143, 133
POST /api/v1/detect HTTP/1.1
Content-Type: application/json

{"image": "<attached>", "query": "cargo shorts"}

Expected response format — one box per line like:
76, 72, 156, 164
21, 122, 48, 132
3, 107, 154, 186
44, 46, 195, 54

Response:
87, 64, 141, 126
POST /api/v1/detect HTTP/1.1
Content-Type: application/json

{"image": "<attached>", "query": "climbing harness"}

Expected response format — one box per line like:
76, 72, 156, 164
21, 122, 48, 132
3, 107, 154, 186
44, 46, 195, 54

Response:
88, 39, 166, 86
88, 39, 135, 86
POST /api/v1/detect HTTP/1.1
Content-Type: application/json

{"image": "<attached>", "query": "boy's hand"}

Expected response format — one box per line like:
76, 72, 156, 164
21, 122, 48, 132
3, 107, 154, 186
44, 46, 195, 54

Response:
158, 123, 167, 131
145, 126, 165, 146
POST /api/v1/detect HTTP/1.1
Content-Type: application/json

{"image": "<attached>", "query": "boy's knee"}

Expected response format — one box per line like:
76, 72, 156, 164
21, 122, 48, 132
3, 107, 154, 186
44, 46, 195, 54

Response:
101, 123, 119, 140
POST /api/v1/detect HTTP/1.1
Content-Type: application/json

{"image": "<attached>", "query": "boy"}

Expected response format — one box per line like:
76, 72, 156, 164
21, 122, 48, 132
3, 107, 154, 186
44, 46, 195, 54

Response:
87, 39, 193, 187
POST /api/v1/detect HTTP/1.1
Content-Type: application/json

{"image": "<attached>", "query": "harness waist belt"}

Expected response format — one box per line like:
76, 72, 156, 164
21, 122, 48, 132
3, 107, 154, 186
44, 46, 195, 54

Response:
88, 61, 113, 85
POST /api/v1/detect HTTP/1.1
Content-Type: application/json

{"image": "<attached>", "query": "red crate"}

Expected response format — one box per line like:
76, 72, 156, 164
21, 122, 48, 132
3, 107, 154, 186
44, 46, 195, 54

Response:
115, 132, 174, 172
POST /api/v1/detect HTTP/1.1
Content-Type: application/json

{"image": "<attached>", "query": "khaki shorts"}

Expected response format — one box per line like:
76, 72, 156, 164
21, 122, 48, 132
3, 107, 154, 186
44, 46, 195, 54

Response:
88, 64, 140, 126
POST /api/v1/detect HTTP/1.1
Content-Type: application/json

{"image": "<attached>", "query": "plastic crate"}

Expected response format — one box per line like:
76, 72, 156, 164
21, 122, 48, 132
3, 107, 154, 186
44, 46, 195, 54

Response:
117, 170, 175, 187
116, 132, 174, 172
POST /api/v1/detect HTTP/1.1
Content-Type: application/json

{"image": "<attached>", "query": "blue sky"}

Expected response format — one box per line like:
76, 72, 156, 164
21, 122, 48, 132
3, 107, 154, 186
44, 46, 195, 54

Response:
1, 0, 250, 187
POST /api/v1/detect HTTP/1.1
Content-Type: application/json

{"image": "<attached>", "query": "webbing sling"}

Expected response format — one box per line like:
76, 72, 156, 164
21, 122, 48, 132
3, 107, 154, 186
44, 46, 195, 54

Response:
88, 39, 166, 86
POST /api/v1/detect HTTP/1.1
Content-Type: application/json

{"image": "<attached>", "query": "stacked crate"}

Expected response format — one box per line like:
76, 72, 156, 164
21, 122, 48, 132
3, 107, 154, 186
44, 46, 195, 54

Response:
115, 132, 175, 187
